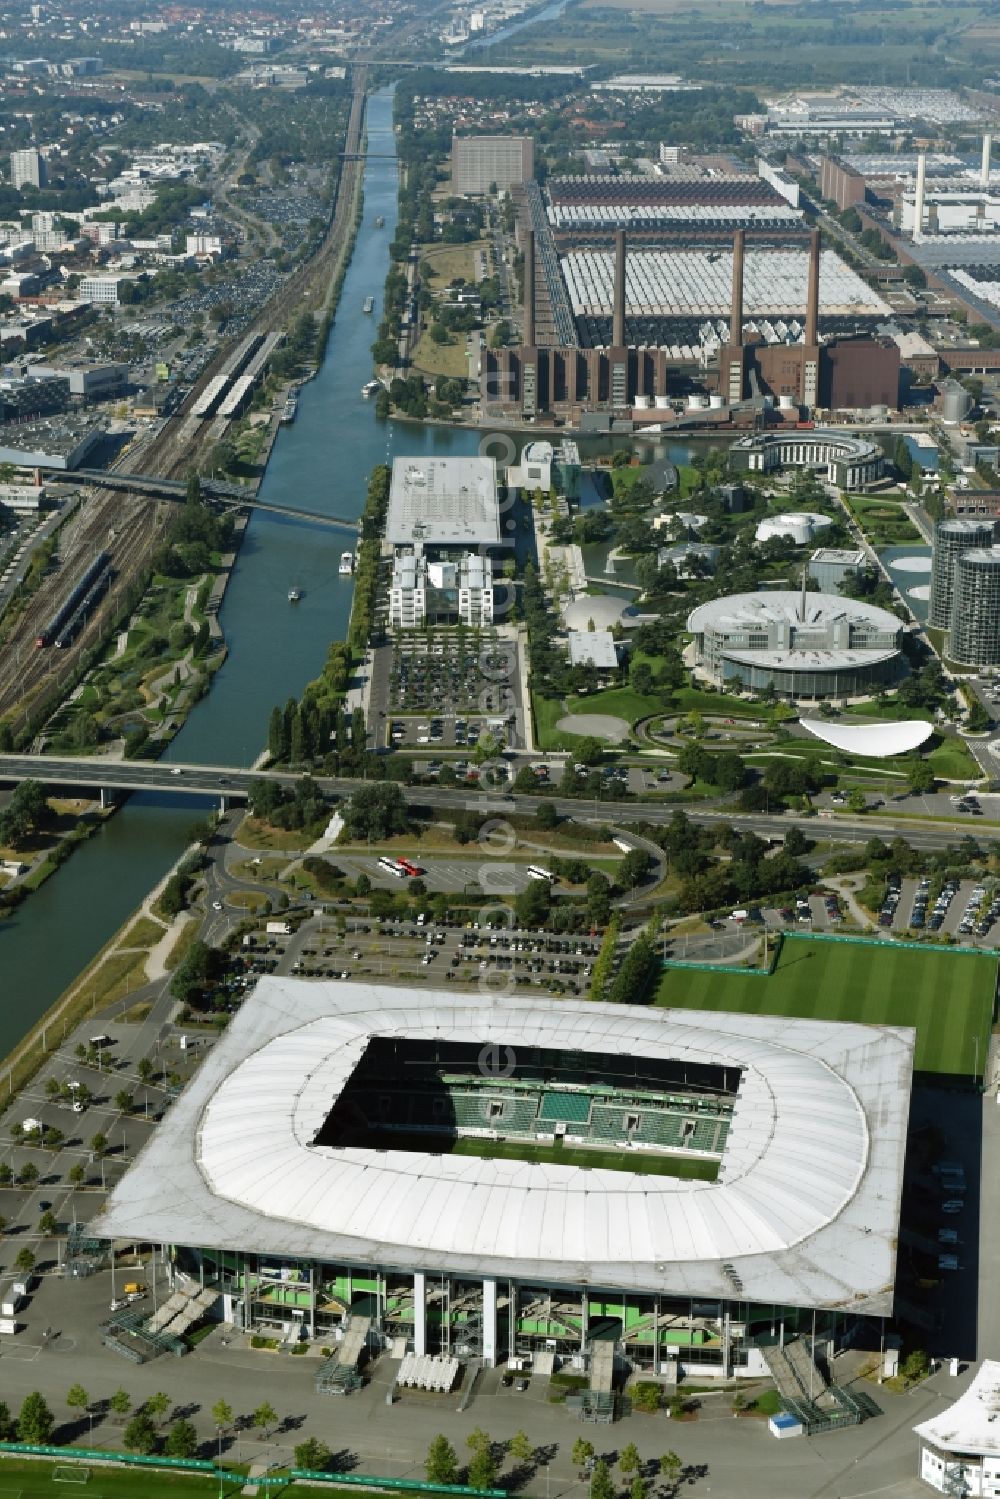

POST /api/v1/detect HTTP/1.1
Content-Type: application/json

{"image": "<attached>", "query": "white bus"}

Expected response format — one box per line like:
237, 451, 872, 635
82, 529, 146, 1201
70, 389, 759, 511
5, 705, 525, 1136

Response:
527, 866, 556, 882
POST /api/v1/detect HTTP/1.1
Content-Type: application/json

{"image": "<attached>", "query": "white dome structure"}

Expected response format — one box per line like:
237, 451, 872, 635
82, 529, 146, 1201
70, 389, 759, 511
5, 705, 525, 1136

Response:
562, 593, 637, 630
756, 511, 833, 546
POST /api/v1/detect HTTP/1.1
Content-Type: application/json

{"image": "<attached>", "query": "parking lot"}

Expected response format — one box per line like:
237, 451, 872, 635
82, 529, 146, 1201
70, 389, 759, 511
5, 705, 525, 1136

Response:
384, 633, 520, 719
876, 876, 1000, 941
220, 913, 605, 997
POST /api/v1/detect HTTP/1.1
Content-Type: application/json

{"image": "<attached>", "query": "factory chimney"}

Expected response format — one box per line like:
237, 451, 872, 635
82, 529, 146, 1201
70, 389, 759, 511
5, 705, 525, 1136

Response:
913, 150, 927, 242
523, 228, 536, 347
730, 227, 745, 347
613, 227, 627, 347
805, 227, 820, 346
983, 133, 993, 191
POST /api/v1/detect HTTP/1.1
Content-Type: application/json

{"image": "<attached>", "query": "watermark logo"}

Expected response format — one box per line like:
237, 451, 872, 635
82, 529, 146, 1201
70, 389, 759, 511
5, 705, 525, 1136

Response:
477, 1042, 516, 1079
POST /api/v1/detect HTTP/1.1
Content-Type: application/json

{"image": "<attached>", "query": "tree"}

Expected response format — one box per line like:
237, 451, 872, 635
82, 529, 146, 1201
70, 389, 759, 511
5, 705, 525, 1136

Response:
295, 1436, 333, 1471
123, 1412, 158, 1454
66, 1384, 89, 1416
145, 1392, 170, 1425
468, 1445, 497, 1491
426, 1434, 459, 1485
17, 1161, 38, 1187
591, 1461, 615, 1499
466, 1428, 491, 1453
115, 1090, 134, 1114
109, 1388, 132, 1419
847, 787, 868, 814
14, 1248, 35, 1274
164, 1418, 198, 1458
211, 1399, 233, 1432
659, 1453, 682, 1485
535, 800, 558, 831
89, 1132, 109, 1157
18, 1392, 53, 1444
618, 1443, 640, 1476
630, 1479, 648, 1499
38, 1210, 57, 1235
906, 757, 936, 795
253, 1402, 277, 1440
68, 1163, 85, 1185
508, 1431, 534, 1464
571, 1439, 595, 1469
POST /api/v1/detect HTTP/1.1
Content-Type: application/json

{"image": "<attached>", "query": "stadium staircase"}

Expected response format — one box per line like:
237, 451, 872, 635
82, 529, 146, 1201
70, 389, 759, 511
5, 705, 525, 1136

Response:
762, 1341, 880, 1435
315, 1313, 370, 1396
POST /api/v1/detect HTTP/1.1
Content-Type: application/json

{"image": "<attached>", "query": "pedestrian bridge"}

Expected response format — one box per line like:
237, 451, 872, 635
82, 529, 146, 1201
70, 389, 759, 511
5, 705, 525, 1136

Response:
50, 470, 361, 533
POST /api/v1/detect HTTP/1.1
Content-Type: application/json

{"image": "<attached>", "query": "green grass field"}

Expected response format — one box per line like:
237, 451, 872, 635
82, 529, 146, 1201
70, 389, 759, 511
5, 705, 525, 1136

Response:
381, 1132, 719, 1180
656, 938, 996, 1076
0, 1461, 402, 1498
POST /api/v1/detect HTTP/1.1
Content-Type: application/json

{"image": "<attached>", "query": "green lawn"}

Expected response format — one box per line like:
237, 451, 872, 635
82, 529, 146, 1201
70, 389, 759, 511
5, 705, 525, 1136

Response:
657, 937, 995, 1075
381, 1132, 719, 1180
564, 685, 662, 723
0, 1463, 398, 1499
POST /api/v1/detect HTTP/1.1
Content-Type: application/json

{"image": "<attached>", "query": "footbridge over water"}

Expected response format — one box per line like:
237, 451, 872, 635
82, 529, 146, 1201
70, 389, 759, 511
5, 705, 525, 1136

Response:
49, 469, 361, 534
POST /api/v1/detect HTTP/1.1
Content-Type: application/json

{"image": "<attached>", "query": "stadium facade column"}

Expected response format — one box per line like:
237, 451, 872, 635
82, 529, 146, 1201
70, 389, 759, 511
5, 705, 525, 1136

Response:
482, 1277, 497, 1365
414, 1271, 427, 1356
309, 1264, 316, 1340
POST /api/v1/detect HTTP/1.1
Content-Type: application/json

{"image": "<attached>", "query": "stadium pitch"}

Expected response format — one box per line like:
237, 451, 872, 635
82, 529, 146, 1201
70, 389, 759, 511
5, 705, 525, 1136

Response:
381, 1133, 720, 1180
656, 938, 996, 1076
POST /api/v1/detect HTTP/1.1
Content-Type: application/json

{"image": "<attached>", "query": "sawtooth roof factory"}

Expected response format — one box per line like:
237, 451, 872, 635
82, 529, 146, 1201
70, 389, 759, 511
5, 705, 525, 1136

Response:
96, 979, 913, 1395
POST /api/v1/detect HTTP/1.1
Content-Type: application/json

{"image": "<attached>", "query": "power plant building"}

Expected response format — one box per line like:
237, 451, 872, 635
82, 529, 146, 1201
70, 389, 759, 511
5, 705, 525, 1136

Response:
484, 214, 899, 421
451, 136, 534, 196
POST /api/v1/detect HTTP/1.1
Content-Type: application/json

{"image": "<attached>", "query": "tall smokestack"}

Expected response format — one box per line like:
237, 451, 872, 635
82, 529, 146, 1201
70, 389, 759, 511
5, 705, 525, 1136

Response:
613, 227, 626, 347
523, 228, 535, 347
913, 150, 927, 242
805, 227, 820, 346
730, 228, 745, 347
983, 132, 993, 191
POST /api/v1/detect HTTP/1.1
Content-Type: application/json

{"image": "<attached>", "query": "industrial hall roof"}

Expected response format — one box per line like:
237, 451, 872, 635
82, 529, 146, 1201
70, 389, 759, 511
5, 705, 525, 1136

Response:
97, 980, 913, 1313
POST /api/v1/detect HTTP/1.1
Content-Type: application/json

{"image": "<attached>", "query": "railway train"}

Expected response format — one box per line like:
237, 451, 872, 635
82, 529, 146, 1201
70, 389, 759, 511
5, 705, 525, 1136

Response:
35, 551, 112, 648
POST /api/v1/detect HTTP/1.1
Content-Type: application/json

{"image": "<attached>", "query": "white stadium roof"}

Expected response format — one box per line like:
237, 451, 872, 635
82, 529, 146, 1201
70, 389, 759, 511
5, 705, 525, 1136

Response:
99, 981, 913, 1312
800, 718, 934, 757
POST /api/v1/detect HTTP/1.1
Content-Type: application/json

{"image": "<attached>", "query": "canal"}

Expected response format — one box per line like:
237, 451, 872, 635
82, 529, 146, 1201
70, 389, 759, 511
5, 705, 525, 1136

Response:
0, 87, 697, 1052
0, 86, 479, 1053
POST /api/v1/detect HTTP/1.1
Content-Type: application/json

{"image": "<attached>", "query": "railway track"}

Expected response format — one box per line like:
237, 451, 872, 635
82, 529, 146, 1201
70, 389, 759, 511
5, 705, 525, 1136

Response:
0, 71, 370, 738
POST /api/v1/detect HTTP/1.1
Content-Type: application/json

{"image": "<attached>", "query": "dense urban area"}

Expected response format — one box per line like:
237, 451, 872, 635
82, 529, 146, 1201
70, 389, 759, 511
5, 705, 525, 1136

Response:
8, 2, 1000, 1499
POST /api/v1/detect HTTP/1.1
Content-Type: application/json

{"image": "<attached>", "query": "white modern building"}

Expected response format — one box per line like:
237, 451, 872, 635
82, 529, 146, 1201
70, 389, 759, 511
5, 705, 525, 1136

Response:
731, 430, 886, 489
567, 629, 618, 671
688, 586, 905, 699
388, 550, 494, 629
915, 1361, 1000, 1495
97, 979, 913, 1379
9, 148, 46, 190
386, 456, 505, 551
756, 512, 833, 547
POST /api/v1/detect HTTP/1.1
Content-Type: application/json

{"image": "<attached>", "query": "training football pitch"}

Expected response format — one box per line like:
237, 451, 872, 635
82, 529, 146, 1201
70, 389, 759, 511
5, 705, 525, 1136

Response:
656, 938, 997, 1076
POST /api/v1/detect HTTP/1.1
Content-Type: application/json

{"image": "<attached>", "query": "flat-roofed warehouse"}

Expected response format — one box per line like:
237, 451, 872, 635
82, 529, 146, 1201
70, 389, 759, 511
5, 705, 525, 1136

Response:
95, 978, 913, 1386
386, 455, 508, 550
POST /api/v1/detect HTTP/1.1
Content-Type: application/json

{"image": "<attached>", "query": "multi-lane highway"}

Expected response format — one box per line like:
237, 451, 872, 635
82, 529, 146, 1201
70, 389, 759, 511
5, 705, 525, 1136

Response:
0, 753, 980, 852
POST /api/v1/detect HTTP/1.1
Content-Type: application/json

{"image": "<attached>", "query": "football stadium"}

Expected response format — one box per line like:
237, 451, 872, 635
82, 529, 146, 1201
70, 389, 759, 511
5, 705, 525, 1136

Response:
97, 980, 913, 1401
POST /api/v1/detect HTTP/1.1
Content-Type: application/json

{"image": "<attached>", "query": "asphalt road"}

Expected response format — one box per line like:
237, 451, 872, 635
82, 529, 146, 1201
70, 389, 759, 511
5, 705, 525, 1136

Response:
0, 754, 988, 855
